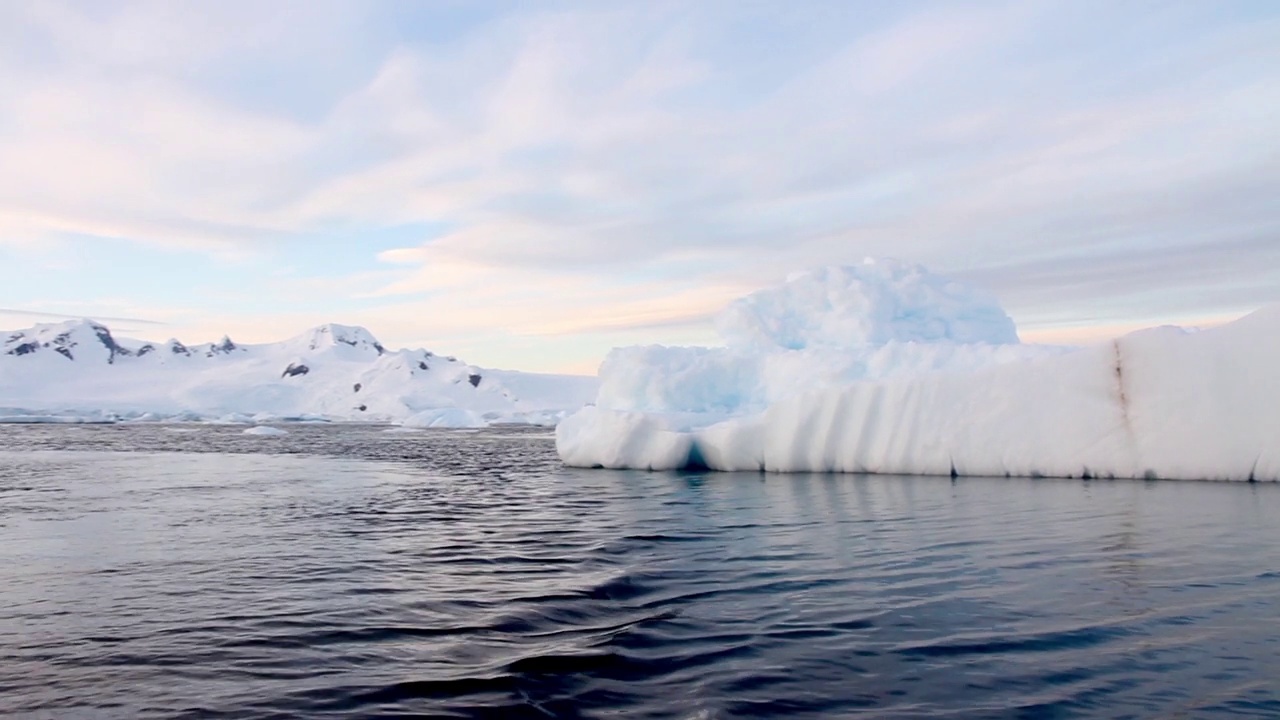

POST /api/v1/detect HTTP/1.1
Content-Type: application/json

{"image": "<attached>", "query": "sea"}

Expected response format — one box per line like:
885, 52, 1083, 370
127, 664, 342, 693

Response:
1, 423, 1278, 719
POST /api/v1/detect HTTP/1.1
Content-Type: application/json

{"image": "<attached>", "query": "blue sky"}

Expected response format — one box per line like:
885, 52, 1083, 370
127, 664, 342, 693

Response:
1, 0, 1277, 373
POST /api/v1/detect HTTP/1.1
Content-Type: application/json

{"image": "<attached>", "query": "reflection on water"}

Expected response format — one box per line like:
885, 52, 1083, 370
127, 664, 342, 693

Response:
1, 423, 1279, 718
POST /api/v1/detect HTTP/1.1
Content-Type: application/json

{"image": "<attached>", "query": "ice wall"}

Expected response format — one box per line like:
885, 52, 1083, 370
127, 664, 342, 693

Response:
559, 306, 1280, 481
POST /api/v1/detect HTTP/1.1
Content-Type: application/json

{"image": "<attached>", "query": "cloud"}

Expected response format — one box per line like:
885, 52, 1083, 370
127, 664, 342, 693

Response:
0, 308, 166, 326
1, 1, 1278, 372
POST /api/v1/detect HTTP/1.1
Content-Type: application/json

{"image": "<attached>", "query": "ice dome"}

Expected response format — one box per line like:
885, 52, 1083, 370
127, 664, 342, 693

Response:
715, 259, 1019, 351
592, 258, 1046, 417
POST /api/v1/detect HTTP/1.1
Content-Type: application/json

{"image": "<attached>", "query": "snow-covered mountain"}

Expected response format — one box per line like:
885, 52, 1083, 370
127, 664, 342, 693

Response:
0, 320, 597, 426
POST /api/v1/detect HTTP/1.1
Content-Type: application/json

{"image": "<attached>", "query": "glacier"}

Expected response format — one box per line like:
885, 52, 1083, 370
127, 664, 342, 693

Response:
558, 259, 1279, 481
0, 320, 596, 427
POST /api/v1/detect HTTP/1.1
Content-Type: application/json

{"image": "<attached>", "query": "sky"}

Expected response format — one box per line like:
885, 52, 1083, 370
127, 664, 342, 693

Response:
1, 0, 1277, 374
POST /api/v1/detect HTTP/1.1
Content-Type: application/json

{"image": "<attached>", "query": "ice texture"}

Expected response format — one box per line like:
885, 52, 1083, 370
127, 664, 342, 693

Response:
717, 260, 1018, 351
560, 261, 1280, 481
595, 259, 1055, 418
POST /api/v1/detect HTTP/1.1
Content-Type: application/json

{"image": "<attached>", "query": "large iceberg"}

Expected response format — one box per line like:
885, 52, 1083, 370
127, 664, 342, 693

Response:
558, 260, 1279, 481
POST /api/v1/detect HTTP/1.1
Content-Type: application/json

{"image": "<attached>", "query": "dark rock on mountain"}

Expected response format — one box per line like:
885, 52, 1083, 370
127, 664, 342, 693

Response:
91, 324, 131, 363
207, 336, 238, 356
282, 363, 310, 378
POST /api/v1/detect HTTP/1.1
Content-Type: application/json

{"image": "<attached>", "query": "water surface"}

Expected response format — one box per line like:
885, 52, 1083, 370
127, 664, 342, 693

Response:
1, 424, 1278, 718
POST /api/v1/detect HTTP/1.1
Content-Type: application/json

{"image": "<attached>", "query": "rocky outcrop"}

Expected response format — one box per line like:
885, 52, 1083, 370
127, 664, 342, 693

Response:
282, 362, 310, 378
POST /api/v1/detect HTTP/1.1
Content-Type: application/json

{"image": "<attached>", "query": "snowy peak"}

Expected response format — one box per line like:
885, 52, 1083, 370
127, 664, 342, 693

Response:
0, 317, 598, 423
3, 319, 132, 363
194, 336, 244, 358
165, 339, 192, 357
0, 319, 248, 363
289, 324, 386, 356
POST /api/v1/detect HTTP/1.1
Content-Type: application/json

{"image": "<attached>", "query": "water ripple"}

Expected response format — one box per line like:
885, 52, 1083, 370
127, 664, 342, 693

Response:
1, 423, 1279, 718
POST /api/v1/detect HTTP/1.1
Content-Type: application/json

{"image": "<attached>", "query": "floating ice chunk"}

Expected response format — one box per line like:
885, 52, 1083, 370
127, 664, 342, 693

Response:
243, 426, 288, 436
401, 408, 488, 429
556, 406, 694, 470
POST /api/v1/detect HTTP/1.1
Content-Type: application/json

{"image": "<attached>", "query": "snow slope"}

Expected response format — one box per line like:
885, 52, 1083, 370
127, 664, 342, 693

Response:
0, 321, 596, 425
559, 260, 1280, 481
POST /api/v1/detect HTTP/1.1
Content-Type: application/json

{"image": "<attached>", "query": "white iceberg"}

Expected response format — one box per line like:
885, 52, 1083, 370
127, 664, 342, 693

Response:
242, 425, 288, 436
558, 260, 1279, 481
400, 407, 488, 429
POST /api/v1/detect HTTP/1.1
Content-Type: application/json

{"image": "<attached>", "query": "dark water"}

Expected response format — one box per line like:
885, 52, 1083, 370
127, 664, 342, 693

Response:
2, 424, 1279, 719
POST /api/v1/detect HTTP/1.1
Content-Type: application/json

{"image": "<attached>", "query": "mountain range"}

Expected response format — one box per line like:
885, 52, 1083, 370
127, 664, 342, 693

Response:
0, 319, 597, 426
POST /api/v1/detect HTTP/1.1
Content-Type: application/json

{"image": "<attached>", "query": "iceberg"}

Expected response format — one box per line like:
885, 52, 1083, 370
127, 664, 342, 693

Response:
558, 260, 1279, 481
594, 260, 1061, 419
243, 426, 288, 436
400, 407, 488, 429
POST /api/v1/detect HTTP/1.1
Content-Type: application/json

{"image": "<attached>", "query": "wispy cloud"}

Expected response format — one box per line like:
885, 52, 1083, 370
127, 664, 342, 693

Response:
0, 308, 166, 325
1, 0, 1277, 371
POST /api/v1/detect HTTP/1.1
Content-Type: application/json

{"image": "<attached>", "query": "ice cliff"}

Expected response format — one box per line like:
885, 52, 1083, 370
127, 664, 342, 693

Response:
558, 259, 1279, 481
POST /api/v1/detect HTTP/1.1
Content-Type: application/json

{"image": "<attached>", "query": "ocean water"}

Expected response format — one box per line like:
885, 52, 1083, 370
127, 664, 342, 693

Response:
1, 423, 1278, 719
